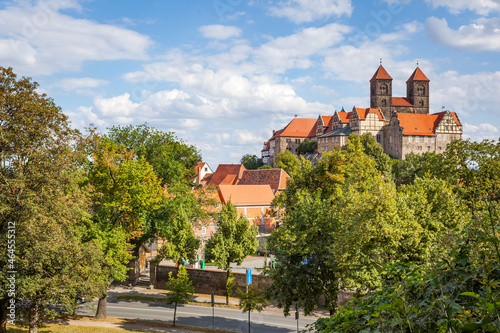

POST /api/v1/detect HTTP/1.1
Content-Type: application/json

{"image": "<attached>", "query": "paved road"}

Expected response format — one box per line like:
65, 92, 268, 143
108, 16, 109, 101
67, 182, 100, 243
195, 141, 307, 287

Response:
78, 299, 316, 332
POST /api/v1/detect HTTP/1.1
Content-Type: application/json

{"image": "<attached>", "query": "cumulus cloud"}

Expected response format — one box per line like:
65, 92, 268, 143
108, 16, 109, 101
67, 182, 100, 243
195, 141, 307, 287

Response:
0, 0, 152, 75
199, 25, 242, 39
426, 17, 500, 52
253, 23, 351, 73
425, 0, 500, 15
268, 0, 353, 23
463, 123, 499, 141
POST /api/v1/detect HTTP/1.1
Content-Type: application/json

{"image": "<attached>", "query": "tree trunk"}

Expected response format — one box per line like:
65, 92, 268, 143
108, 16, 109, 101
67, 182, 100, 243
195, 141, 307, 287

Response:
29, 302, 38, 333
173, 302, 177, 327
226, 270, 230, 305
329, 307, 336, 316
0, 298, 7, 333
95, 293, 107, 319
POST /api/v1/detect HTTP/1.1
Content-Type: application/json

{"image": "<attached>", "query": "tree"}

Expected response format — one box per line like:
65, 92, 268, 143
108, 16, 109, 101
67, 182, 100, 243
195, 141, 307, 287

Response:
164, 265, 194, 327
107, 124, 205, 272
274, 150, 310, 179
83, 135, 164, 319
298, 139, 317, 154
0, 67, 106, 333
107, 123, 201, 187
352, 133, 391, 177
204, 203, 258, 304
241, 154, 264, 170
237, 286, 268, 333
267, 137, 468, 316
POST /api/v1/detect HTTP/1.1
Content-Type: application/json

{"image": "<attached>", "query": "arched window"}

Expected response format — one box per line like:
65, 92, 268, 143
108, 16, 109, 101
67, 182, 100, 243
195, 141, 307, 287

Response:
382, 99, 386, 106
419, 100, 424, 107
380, 83, 388, 94
417, 85, 425, 95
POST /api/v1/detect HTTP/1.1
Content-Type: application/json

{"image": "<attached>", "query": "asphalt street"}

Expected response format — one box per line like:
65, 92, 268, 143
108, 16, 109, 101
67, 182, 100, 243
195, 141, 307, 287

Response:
77, 299, 316, 333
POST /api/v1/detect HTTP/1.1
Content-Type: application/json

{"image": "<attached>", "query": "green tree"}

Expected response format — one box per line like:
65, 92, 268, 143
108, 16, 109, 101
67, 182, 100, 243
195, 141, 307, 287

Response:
204, 203, 258, 305
107, 123, 200, 187
258, 164, 273, 170
391, 151, 440, 185
107, 124, 205, 273
274, 150, 310, 178
268, 138, 468, 316
241, 154, 264, 170
164, 265, 194, 327
352, 133, 391, 177
237, 286, 268, 333
0, 67, 106, 333
298, 139, 318, 154
83, 135, 164, 319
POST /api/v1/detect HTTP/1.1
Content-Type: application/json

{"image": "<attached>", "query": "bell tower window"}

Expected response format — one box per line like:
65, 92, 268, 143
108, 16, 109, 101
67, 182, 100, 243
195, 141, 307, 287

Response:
417, 85, 425, 95
380, 83, 388, 94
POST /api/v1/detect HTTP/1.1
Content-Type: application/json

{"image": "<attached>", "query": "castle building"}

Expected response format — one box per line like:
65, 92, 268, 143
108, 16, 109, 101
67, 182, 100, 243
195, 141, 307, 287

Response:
263, 65, 463, 163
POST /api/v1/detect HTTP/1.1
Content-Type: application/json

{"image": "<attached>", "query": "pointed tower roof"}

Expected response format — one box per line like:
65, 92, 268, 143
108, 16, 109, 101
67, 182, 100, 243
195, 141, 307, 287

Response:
407, 67, 430, 82
370, 65, 393, 82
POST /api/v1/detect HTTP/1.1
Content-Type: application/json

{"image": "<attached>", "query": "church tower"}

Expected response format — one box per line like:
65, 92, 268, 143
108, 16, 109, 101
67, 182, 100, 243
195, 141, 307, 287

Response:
406, 67, 430, 115
370, 64, 393, 120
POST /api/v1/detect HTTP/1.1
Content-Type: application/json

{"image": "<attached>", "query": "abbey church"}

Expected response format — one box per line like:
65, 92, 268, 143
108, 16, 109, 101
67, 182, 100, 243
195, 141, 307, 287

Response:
262, 65, 463, 164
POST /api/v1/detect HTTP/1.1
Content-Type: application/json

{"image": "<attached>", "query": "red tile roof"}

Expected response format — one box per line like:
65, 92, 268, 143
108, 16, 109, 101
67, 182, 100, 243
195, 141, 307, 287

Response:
238, 169, 291, 193
392, 97, 413, 107
207, 164, 246, 187
261, 141, 270, 152
280, 118, 318, 138
219, 185, 275, 206
396, 111, 461, 136
354, 107, 384, 121
337, 111, 351, 123
407, 67, 430, 82
370, 65, 393, 81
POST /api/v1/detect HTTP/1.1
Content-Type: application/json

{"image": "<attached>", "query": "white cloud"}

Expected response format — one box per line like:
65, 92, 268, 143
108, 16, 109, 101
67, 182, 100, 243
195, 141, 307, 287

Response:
253, 23, 351, 73
199, 25, 242, 39
463, 122, 499, 141
425, 0, 500, 15
53, 77, 109, 91
0, 1, 152, 75
426, 17, 500, 52
268, 0, 353, 23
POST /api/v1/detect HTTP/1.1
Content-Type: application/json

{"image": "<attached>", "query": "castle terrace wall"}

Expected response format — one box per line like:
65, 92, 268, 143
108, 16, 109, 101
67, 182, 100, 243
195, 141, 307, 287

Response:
150, 264, 353, 307
151, 265, 272, 296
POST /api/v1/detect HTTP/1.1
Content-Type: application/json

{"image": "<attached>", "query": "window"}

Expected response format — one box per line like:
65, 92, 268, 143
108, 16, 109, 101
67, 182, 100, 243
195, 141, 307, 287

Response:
296, 139, 300, 143
201, 226, 206, 235
382, 99, 386, 106
376, 134, 381, 143
408, 136, 413, 142
286, 139, 292, 143
380, 83, 388, 94
424, 136, 427, 143
419, 100, 424, 107
215, 203, 221, 208
417, 85, 425, 95
438, 147, 442, 151
415, 136, 419, 143
214, 226, 219, 232
427, 146, 431, 151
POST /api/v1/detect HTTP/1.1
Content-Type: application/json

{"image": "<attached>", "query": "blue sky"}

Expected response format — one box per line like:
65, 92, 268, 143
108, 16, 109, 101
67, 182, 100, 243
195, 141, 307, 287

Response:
1, 0, 499, 168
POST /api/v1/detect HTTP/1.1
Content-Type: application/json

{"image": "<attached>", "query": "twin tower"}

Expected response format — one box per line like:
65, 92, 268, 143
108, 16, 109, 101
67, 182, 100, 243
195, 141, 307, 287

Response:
370, 65, 430, 119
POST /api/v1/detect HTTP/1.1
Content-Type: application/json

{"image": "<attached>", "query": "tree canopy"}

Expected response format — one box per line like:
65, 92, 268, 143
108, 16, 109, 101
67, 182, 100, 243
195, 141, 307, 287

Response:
298, 139, 317, 154
0, 67, 106, 333
204, 203, 258, 304
240, 154, 264, 170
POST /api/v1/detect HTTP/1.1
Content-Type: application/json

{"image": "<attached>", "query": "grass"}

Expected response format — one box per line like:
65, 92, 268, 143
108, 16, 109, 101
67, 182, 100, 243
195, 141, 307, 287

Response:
7, 316, 234, 333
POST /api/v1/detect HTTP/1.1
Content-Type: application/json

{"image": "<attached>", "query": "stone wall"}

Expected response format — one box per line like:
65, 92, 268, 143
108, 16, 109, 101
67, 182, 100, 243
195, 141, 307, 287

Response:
151, 265, 272, 296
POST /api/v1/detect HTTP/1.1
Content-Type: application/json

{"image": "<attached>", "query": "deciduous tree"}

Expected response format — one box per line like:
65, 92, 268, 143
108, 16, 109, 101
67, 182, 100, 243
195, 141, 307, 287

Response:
0, 67, 106, 333
164, 265, 194, 327
204, 203, 258, 304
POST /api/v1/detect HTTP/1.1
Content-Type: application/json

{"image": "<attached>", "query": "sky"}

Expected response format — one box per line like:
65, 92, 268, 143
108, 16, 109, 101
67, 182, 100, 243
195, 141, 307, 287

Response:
1, 0, 499, 168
